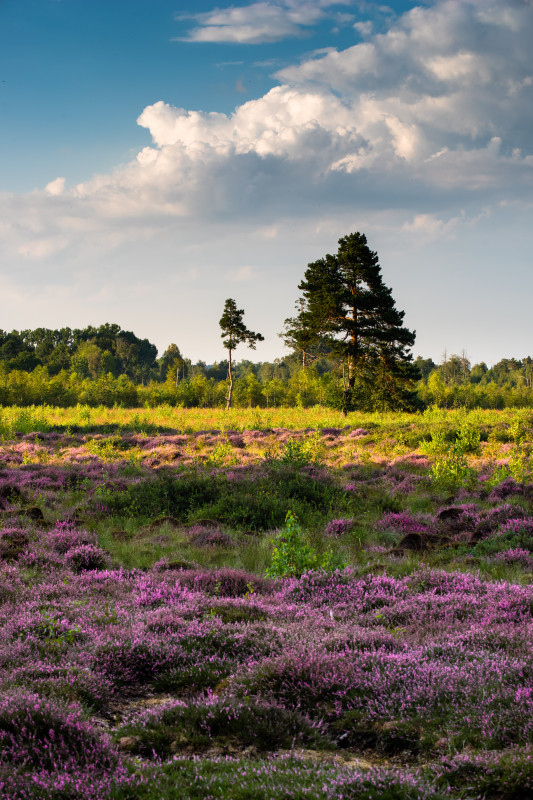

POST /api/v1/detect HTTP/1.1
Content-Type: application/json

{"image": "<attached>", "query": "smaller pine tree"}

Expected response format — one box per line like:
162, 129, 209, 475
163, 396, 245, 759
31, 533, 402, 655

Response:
219, 299, 263, 409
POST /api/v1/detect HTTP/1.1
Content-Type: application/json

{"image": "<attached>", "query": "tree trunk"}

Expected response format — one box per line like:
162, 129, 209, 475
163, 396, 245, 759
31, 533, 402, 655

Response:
347, 354, 356, 389
348, 304, 357, 390
341, 360, 351, 417
226, 348, 233, 410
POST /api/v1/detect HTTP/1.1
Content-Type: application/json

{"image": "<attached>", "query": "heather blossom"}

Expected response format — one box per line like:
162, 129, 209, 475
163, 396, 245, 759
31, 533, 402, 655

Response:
324, 518, 354, 537
0, 414, 532, 798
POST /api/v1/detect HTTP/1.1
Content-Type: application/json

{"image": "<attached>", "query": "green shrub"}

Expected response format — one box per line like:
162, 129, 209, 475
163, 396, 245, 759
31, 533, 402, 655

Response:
103, 467, 337, 530
274, 434, 324, 468
205, 438, 240, 467
456, 419, 481, 454
266, 511, 345, 578
85, 435, 134, 459
192, 492, 289, 530
422, 419, 480, 457
430, 448, 476, 491
104, 472, 220, 519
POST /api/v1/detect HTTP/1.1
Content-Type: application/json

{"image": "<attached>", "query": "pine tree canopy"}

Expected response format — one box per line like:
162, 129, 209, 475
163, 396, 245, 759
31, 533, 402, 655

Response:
219, 299, 264, 352
291, 232, 419, 411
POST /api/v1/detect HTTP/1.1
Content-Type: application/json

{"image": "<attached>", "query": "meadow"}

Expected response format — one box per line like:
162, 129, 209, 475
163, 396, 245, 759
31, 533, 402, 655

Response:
0, 404, 532, 799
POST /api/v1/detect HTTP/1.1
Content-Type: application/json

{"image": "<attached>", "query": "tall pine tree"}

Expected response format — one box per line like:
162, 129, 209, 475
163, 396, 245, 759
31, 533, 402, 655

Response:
291, 232, 418, 412
219, 299, 264, 410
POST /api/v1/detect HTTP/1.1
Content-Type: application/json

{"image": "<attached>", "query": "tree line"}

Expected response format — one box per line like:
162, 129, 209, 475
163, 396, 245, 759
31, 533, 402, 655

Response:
3, 232, 533, 410
2, 356, 533, 410
0, 323, 157, 382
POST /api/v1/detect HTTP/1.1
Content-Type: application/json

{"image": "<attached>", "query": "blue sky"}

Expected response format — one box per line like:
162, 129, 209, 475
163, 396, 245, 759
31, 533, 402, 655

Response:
1, 0, 532, 367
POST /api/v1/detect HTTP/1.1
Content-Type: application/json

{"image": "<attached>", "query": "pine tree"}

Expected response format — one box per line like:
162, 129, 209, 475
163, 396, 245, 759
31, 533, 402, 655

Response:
219, 299, 264, 409
291, 232, 418, 412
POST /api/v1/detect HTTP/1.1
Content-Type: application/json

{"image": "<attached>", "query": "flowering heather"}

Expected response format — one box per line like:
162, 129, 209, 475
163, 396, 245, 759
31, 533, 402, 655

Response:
343, 483, 359, 492
435, 746, 533, 798
477, 503, 526, 530
0, 410, 533, 797
377, 511, 429, 534
0, 542, 532, 795
65, 543, 111, 572
385, 471, 424, 496
0, 691, 137, 800
498, 517, 533, 538
492, 548, 533, 567
186, 524, 235, 548
0, 691, 117, 772
46, 522, 97, 554
120, 694, 329, 755
489, 477, 524, 500
324, 518, 354, 537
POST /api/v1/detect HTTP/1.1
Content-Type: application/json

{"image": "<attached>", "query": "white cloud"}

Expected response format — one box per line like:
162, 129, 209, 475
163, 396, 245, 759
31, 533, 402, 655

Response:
176, 0, 352, 44
0, 0, 530, 262
45, 176, 65, 196
402, 212, 462, 242
353, 20, 373, 36
7, 0, 532, 230
427, 51, 489, 84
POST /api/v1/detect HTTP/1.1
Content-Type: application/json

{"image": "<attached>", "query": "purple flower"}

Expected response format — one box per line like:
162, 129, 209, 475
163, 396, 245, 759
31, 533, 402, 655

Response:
324, 518, 354, 537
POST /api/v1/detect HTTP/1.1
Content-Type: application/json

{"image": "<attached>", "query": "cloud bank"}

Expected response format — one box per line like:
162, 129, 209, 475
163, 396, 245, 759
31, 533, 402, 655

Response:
52, 1, 533, 219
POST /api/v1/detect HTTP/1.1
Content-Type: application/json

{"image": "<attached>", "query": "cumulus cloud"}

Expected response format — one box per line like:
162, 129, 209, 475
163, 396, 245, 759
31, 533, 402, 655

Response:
45, 176, 65, 196
402, 212, 462, 242
353, 20, 372, 36
2, 0, 533, 285
176, 0, 352, 44
128, 0, 533, 219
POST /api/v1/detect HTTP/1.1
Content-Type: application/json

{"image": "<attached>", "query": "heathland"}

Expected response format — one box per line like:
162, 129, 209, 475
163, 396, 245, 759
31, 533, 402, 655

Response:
0, 405, 532, 798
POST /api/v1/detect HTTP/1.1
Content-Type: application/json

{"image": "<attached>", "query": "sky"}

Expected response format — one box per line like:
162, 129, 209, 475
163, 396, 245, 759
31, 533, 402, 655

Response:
1, 0, 532, 368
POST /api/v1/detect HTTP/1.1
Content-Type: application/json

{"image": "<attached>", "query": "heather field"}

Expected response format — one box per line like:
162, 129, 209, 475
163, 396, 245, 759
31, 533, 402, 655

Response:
1, 405, 533, 799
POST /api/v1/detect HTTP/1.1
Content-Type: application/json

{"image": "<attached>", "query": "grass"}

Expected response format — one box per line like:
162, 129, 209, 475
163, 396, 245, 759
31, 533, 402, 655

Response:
110, 756, 450, 800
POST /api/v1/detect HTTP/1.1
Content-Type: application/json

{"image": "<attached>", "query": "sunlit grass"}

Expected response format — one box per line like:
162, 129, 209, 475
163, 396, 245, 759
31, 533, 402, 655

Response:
2, 402, 526, 437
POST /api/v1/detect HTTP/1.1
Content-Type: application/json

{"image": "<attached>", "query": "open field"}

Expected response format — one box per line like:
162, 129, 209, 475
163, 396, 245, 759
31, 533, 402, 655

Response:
1, 405, 532, 798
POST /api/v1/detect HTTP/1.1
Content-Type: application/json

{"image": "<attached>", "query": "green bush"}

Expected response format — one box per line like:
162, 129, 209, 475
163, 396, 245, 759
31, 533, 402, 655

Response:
422, 418, 480, 456
191, 492, 290, 530
105, 467, 338, 531
266, 511, 344, 578
430, 448, 476, 491
274, 434, 325, 468
104, 472, 220, 519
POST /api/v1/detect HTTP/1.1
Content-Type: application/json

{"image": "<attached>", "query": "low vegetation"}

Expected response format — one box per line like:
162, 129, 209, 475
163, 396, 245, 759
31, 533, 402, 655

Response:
0, 405, 532, 798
